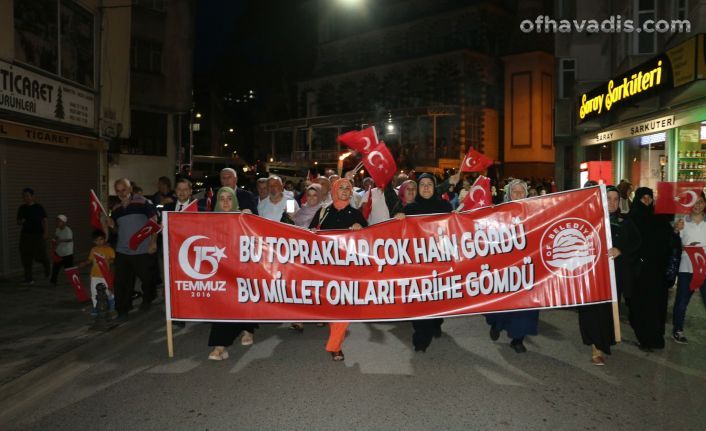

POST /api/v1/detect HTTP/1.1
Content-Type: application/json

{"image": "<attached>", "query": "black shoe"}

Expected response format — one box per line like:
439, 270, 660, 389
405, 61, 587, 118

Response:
638, 344, 653, 352
414, 346, 427, 353
672, 331, 688, 344
510, 339, 527, 353
489, 326, 500, 341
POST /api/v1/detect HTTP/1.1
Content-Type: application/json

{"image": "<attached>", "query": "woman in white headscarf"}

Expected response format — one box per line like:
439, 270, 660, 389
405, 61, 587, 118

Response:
485, 179, 539, 353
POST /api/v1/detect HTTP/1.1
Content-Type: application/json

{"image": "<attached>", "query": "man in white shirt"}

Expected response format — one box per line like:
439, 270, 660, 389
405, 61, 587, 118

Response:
50, 214, 73, 285
257, 176, 299, 221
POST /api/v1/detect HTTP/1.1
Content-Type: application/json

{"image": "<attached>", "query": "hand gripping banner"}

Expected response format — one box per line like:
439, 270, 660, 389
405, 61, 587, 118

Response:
163, 187, 616, 322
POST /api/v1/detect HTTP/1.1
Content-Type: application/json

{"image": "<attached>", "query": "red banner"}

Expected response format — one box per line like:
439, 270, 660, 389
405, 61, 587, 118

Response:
94, 253, 114, 290
655, 182, 706, 214
163, 187, 616, 322
65, 267, 90, 302
684, 246, 706, 292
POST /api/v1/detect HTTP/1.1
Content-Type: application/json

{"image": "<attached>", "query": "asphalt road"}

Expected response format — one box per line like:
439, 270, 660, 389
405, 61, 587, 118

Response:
1, 303, 705, 431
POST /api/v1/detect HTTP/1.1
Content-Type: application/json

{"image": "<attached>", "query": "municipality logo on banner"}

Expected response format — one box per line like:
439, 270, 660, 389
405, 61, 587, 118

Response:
175, 235, 227, 296
540, 218, 600, 278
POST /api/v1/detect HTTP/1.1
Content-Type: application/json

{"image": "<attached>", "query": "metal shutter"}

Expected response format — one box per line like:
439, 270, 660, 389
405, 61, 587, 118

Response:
1, 139, 99, 278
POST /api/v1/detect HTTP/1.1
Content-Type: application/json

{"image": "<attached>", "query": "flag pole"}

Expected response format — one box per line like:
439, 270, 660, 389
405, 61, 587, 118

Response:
612, 301, 621, 342
166, 319, 174, 357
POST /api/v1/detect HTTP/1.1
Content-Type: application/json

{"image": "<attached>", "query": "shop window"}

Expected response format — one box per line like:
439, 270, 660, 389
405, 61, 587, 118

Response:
623, 133, 666, 190
677, 122, 706, 181
559, 59, 576, 99
111, 110, 167, 156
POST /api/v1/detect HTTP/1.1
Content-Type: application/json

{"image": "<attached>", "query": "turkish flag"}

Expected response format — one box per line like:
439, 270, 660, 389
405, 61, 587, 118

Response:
460, 148, 494, 172
361, 189, 373, 220
361, 140, 397, 188
307, 170, 319, 182
128, 218, 162, 250
655, 182, 706, 214
684, 246, 706, 291
64, 267, 90, 302
89, 189, 106, 230
181, 199, 199, 212
459, 176, 492, 211
94, 253, 113, 290
206, 187, 214, 211
337, 126, 379, 156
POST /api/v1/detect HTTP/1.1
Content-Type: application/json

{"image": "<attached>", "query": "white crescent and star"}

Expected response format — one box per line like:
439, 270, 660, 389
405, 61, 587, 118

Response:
675, 190, 698, 208
178, 235, 210, 279
361, 137, 373, 152
470, 184, 486, 202
465, 157, 474, 168
367, 150, 386, 169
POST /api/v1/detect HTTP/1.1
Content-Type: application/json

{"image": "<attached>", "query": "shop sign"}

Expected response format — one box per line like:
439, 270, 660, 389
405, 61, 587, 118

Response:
578, 57, 668, 122
584, 115, 674, 145
0, 119, 103, 151
0, 60, 95, 129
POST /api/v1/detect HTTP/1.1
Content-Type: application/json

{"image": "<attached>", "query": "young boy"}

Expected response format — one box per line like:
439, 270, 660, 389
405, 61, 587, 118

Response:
50, 214, 74, 284
79, 230, 116, 314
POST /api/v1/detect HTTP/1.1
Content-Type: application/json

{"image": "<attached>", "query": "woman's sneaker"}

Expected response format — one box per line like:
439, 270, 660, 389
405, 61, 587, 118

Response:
672, 331, 688, 344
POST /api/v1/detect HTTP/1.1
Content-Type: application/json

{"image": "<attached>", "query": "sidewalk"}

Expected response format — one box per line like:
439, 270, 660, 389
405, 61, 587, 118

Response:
0, 268, 146, 387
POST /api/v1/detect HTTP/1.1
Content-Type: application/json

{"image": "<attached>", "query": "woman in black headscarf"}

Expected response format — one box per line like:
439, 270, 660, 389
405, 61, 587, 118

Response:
577, 186, 641, 365
627, 187, 672, 351
400, 173, 453, 352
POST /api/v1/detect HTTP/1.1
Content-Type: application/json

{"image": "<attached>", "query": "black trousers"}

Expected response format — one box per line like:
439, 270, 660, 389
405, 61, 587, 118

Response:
19, 233, 50, 282
114, 253, 156, 315
412, 318, 443, 350
208, 323, 258, 347
50, 254, 74, 283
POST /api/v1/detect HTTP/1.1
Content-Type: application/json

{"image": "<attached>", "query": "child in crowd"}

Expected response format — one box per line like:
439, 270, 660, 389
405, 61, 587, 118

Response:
79, 230, 116, 314
50, 215, 74, 284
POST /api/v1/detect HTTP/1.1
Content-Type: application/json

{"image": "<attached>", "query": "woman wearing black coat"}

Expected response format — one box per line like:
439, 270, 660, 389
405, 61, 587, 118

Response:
578, 186, 640, 365
627, 187, 672, 351
398, 174, 453, 352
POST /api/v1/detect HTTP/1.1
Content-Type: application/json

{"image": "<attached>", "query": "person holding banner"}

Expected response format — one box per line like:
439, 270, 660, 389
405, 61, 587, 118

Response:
208, 187, 258, 360
578, 186, 640, 365
485, 179, 539, 353
627, 187, 672, 351
672, 192, 706, 345
309, 178, 368, 361
399, 174, 453, 352
294, 183, 324, 228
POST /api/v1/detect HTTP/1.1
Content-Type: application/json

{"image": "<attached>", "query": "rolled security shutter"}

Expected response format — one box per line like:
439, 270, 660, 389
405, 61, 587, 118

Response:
2, 140, 99, 277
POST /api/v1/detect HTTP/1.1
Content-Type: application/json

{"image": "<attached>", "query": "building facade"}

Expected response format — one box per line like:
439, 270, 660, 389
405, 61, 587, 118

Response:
555, 0, 704, 190
264, 0, 555, 179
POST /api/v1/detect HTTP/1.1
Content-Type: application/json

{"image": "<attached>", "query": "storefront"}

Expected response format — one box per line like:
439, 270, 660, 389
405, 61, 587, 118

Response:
0, 61, 106, 279
577, 34, 706, 190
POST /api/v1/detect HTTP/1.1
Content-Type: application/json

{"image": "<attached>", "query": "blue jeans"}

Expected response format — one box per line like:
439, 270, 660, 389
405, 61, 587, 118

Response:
672, 272, 706, 333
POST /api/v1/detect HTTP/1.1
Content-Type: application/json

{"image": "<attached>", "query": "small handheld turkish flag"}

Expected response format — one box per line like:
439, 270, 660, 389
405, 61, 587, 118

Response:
94, 253, 113, 290
362, 140, 397, 188
337, 126, 379, 156
460, 148, 493, 173
458, 176, 492, 211
655, 182, 706, 214
206, 187, 214, 211
89, 189, 106, 230
65, 267, 90, 302
181, 199, 199, 212
128, 218, 162, 250
361, 189, 373, 220
684, 246, 706, 291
